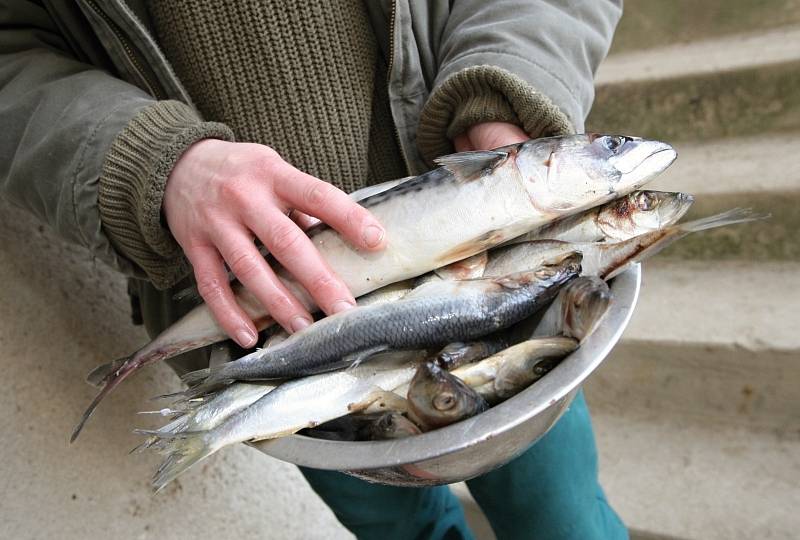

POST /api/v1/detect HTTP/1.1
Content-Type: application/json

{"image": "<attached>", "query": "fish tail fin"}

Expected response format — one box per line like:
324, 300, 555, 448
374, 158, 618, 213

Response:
151, 432, 217, 492
180, 368, 211, 387
178, 366, 234, 399
602, 208, 767, 280
678, 207, 768, 233
85, 355, 131, 387
71, 357, 143, 443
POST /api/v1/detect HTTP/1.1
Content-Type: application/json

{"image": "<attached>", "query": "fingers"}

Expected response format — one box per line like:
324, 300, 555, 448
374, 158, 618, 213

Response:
208, 222, 314, 334
453, 133, 474, 153
466, 122, 529, 151
185, 245, 258, 348
247, 210, 356, 316
271, 166, 387, 252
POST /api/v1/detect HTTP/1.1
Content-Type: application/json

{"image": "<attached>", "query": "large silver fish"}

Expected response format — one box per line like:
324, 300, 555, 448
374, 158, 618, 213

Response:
181, 255, 581, 394
74, 134, 675, 441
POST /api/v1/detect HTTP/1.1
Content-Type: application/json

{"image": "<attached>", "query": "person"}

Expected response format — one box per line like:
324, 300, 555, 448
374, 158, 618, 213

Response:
0, 1, 627, 538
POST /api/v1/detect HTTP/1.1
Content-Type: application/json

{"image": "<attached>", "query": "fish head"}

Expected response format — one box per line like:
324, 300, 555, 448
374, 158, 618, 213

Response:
371, 412, 422, 439
597, 191, 694, 240
559, 277, 613, 341
515, 134, 677, 213
408, 362, 487, 428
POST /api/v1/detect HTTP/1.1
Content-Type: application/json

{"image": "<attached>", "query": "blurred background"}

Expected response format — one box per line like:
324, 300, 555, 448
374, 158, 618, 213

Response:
1, 1, 798, 539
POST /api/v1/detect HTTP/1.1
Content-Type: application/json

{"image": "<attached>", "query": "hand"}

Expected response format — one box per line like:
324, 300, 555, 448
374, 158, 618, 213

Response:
453, 121, 529, 152
163, 139, 387, 348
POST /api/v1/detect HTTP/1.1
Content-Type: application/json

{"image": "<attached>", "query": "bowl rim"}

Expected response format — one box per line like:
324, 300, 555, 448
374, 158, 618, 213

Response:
254, 264, 641, 469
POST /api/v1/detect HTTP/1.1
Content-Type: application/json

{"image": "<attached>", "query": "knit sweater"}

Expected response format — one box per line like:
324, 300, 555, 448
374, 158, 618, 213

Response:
98, 1, 568, 289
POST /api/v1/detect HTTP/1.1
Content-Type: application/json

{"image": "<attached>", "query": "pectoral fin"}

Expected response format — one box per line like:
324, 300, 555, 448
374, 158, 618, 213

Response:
434, 150, 509, 181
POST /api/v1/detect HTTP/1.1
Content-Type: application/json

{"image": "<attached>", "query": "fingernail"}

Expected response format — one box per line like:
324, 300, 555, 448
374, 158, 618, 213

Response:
362, 224, 385, 248
236, 328, 257, 348
290, 316, 311, 333
331, 300, 355, 314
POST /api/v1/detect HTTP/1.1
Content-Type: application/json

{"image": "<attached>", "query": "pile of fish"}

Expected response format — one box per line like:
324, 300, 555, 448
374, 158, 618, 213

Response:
71, 134, 763, 491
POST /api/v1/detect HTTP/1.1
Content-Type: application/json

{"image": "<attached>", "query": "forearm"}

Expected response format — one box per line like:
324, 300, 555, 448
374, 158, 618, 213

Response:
417, 0, 623, 160
0, 3, 235, 287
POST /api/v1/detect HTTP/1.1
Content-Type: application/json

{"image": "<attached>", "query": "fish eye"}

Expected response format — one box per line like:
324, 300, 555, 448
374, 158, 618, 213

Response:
600, 135, 631, 154
636, 191, 655, 210
434, 393, 456, 411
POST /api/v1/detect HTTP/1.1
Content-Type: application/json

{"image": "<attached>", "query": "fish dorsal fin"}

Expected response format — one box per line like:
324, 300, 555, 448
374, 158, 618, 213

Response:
434, 150, 509, 181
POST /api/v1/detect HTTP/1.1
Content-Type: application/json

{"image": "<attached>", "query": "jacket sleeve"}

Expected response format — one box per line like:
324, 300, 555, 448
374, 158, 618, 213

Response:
417, 0, 622, 161
0, 1, 232, 288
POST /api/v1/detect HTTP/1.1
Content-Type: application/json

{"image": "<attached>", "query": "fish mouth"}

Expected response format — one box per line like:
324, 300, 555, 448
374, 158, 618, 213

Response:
616, 142, 677, 188
643, 147, 678, 174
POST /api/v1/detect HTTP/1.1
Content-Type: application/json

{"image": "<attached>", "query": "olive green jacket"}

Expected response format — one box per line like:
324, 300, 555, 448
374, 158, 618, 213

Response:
0, 0, 622, 285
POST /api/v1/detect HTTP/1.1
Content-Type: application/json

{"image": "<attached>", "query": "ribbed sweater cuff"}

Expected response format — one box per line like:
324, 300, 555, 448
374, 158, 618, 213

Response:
98, 100, 234, 289
417, 65, 574, 164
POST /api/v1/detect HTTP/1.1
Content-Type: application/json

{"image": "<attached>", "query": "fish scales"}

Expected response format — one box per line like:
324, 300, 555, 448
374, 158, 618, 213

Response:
73, 134, 676, 440
198, 258, 580, 383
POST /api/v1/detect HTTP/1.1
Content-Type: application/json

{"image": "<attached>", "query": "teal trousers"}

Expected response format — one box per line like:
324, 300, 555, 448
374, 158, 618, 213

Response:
300, 392, 627, 540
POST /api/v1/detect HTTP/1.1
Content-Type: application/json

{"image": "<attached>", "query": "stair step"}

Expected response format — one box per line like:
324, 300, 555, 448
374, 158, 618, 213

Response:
586, 261, 800, 431
610, 0, 800, 53
599, 26, 800, 85
587, 29, 800, 141
644, 134, 800, 261
589, 409, 800, 540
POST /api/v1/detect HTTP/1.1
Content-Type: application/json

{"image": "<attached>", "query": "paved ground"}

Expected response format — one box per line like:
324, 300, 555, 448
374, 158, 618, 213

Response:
0, 201, 354, 540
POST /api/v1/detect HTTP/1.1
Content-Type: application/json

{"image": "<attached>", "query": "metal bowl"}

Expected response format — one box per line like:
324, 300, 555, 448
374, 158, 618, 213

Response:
254, 265, 641, 487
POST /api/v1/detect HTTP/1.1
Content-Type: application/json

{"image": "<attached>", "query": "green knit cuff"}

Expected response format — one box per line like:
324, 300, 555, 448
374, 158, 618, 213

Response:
417, 65, 574, 164
98, 100, 234, 289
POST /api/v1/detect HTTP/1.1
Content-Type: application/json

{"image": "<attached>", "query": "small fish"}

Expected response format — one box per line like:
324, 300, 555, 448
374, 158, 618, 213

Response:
141, 351, 422, 491
452, 337, 578, 402
484, 208, 765, 281
133, 382, 276, 453
182, 254, 581, 394
75, 134, 674, 441
407, 362, 489, 430
510, 190, 694, 244
433, 336, 510, 370
531, 276, 612, 341
303, 411, 422, 441
367, 412, 423, 440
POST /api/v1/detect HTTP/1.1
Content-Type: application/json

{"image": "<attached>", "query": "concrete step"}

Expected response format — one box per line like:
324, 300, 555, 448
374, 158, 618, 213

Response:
644, 134, 800, 261
586, 260, 800, 432
611, 0, 800, 53
589, 409, 800, 540
587, 27, 800, 141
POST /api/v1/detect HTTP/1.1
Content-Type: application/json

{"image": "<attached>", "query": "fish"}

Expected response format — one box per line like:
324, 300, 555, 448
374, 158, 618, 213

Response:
484, 208, 765, 281
366, 412, 423, 440
133, 382, 276, 453
509, 190, 694, 244
407, 361, 489, 430
452, 337, 578, 403
433, 336, 511, 371
531, 276, 612, 341
303, 411, 422, 441
74, 134, 675, 441
141, 350, 423, 491
180, 254, 582, 395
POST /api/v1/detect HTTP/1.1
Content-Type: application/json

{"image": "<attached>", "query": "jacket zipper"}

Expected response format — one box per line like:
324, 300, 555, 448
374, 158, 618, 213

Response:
386, 0, 413, 174
84, 0, 167, 100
